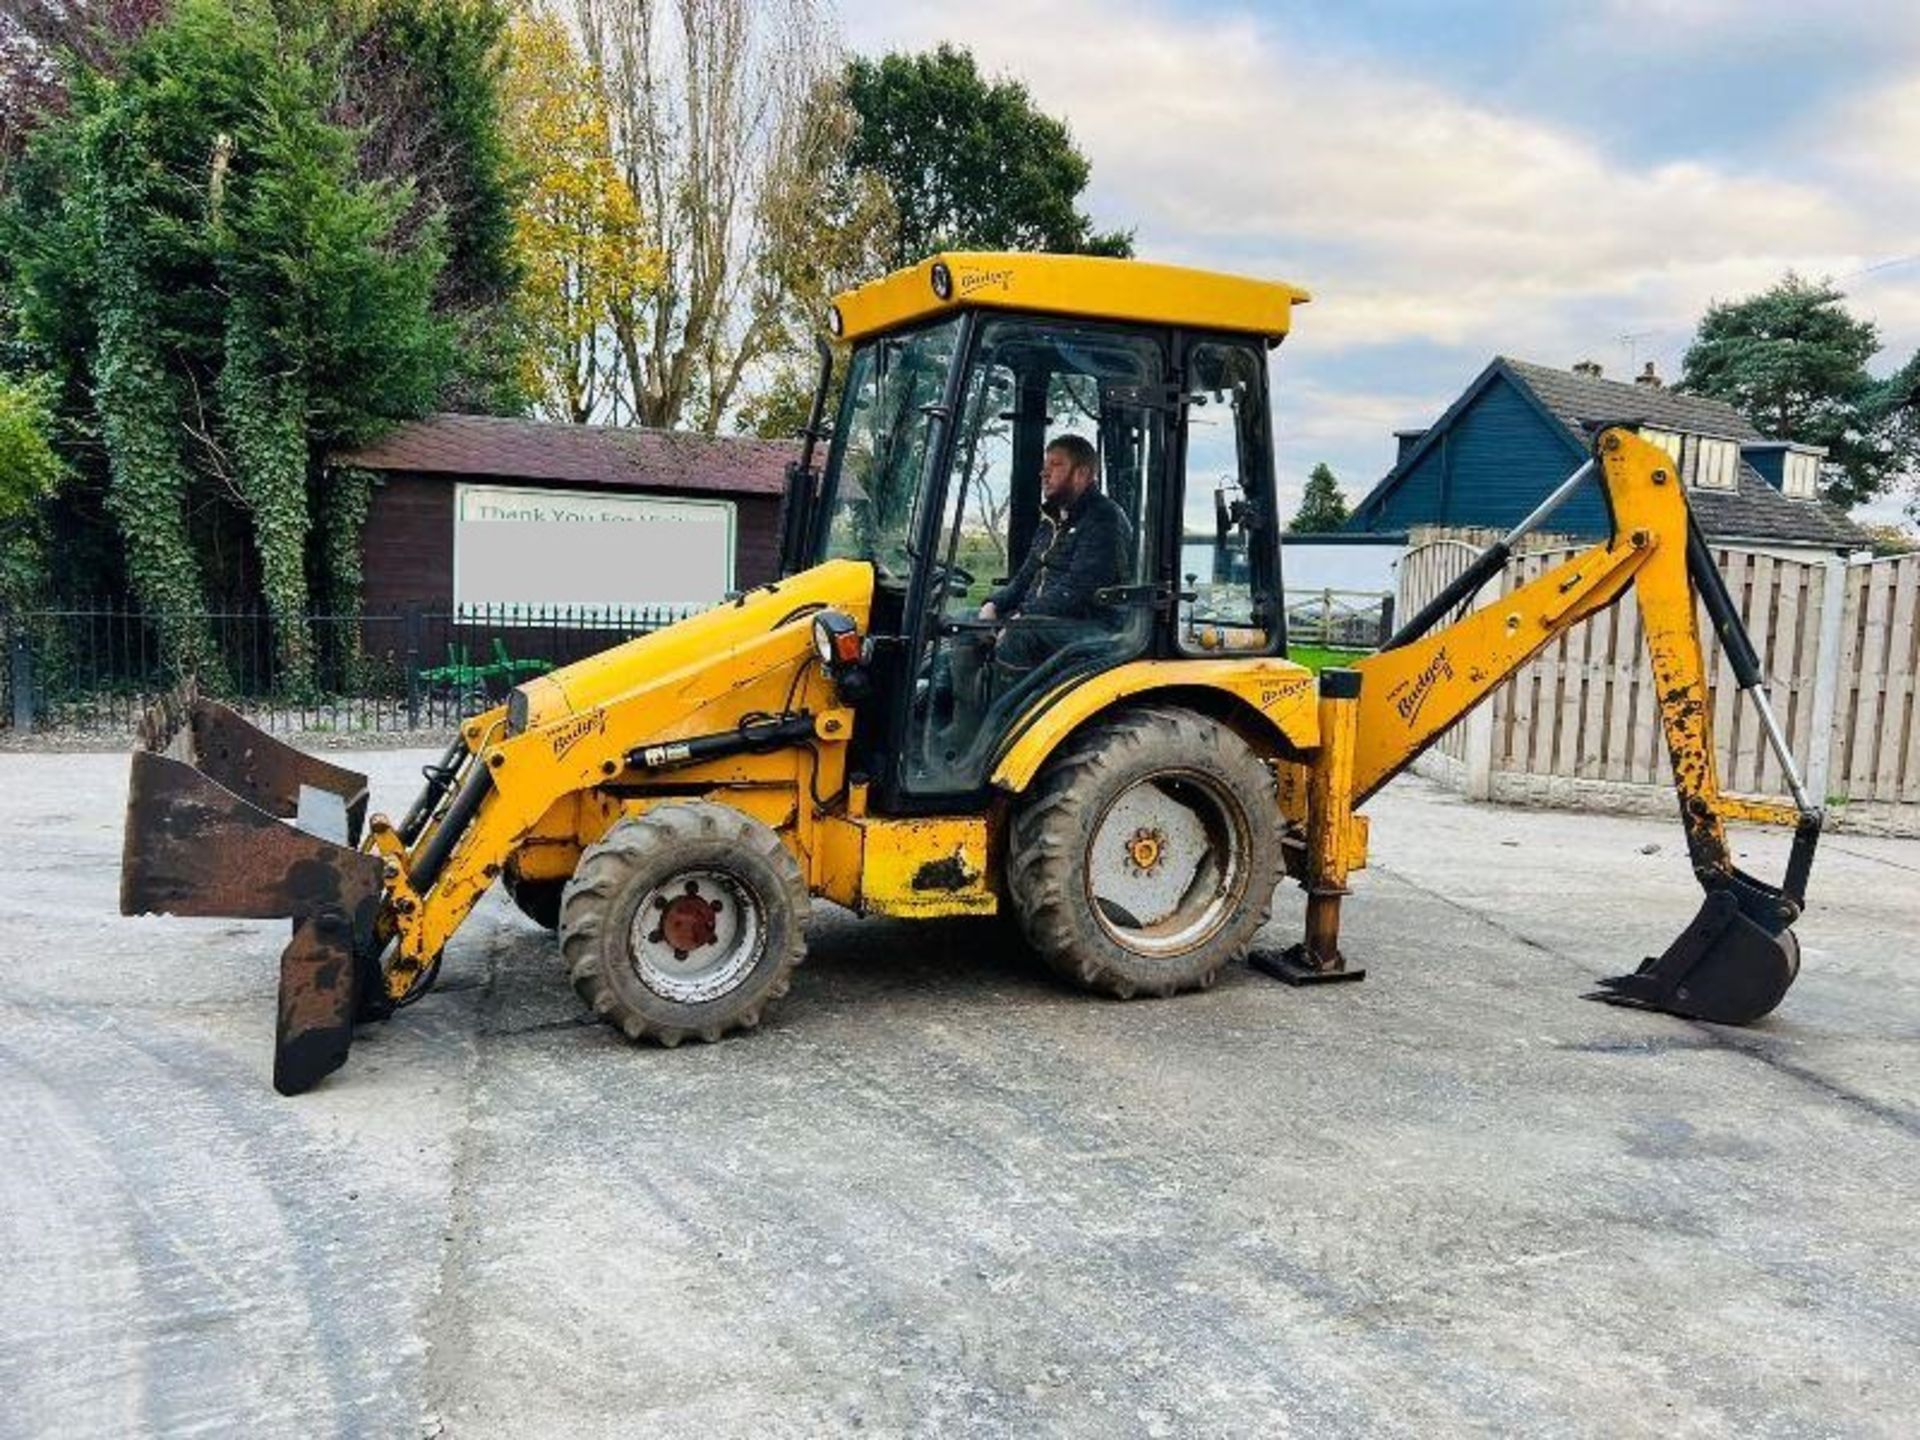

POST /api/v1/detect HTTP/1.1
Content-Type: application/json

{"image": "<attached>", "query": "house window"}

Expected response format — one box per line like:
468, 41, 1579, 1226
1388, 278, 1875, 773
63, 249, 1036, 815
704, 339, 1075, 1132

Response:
1783, 451, 1821, 499
1691, 436, 1738, 491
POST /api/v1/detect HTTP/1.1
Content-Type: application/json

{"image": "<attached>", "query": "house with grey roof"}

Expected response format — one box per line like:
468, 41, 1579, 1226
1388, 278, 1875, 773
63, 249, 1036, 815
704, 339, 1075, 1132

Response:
1348, 357, 1868, 553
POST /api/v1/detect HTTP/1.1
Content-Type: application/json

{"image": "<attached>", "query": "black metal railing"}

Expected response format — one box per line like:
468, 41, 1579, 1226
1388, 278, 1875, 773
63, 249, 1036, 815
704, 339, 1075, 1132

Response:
0, 601, 697, 736
2, 588, 1394, 738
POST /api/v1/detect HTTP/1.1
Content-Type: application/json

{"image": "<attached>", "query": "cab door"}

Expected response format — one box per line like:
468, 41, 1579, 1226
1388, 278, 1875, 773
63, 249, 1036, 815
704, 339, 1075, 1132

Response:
895, 316, 1171, 802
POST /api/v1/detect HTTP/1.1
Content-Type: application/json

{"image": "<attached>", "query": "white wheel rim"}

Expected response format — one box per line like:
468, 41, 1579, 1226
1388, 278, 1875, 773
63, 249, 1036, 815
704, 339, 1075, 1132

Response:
1086, 770, 1249, 957
627, 869, 765, 1004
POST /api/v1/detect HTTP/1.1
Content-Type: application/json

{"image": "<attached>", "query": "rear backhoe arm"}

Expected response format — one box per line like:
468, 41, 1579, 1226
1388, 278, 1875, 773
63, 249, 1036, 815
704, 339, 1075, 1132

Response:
1280, 427, 1817, 1023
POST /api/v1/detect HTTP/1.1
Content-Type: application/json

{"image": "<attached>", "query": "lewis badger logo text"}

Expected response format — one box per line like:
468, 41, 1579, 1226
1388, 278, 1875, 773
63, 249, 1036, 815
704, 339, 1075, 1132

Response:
548, 710, 606, 760
1390, 649, 1454, 727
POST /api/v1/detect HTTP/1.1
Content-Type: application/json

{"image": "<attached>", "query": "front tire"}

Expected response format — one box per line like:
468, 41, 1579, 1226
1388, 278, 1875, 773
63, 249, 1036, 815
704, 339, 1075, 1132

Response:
1008, 706, 1282, 999
559, 803, 808, 1045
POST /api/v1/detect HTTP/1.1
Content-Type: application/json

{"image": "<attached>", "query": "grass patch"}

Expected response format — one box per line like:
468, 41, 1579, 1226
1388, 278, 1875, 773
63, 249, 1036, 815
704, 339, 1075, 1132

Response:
1287, 644, 1371, 673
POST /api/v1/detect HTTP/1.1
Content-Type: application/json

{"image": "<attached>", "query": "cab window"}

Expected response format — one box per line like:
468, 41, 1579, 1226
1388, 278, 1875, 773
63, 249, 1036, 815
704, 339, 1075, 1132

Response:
819, 318, 963, 582
1177, 341, 1279, 655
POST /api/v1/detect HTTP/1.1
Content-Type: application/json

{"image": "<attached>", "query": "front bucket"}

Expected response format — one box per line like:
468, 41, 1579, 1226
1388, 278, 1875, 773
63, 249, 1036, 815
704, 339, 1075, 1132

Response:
1590, 882, 1801, 1025
137, 686, 370, 844
122, 698, 387, 1094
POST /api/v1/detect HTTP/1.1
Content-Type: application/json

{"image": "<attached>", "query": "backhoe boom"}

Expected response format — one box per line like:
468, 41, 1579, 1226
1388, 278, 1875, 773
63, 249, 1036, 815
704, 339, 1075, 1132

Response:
1270, 427, 1817, 1022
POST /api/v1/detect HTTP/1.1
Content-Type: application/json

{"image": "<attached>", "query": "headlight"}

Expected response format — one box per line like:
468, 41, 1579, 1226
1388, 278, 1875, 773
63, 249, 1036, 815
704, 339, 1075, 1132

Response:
811, 610, 862, 667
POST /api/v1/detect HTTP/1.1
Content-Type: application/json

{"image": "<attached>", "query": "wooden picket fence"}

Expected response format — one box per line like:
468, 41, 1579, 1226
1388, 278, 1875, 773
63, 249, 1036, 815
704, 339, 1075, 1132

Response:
1396, 526, 1920, 834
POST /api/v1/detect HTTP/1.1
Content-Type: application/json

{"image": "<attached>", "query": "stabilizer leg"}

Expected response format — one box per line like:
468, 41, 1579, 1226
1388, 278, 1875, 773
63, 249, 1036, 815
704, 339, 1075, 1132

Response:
1250, 668, 1367, 987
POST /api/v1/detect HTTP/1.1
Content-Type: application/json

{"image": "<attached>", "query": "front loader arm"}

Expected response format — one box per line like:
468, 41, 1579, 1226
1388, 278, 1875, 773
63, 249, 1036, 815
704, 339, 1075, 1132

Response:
121, 562, 874, 1094
373, 564, 874, 997
1332, 427, 1818, 1023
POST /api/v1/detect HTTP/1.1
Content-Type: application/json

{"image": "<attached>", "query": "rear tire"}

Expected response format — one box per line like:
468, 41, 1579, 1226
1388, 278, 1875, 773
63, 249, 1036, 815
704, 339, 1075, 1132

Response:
1008, 706, 1281, 999
559, 803, 808, 1046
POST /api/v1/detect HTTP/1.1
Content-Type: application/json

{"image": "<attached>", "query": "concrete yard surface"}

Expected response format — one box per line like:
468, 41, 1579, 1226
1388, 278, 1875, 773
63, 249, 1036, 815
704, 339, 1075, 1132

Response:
2, 749, 1917, 1438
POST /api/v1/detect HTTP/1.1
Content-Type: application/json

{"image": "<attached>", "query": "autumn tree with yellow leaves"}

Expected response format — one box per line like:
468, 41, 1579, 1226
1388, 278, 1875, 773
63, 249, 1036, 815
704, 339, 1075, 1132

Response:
502, 8, 658, 423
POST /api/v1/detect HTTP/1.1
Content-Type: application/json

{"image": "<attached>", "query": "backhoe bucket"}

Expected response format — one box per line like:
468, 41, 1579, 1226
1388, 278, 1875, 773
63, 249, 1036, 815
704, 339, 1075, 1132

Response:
1590, 874, 1802, 1026
121, 691, 386, 1094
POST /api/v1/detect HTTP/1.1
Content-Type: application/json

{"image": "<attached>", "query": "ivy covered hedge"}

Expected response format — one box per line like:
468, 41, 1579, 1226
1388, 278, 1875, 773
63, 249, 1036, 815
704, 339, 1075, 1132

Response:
0, 0, 520, 689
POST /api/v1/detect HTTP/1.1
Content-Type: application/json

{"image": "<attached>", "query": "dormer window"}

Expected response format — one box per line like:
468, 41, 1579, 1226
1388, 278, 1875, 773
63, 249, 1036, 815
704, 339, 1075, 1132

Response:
1640, 427, 1683, 464
1782, 450, 1820, 499
1689, 436, 1738, 491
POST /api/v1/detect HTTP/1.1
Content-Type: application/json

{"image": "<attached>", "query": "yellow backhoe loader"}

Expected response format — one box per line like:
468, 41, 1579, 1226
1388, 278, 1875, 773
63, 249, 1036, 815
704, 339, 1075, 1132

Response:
121, 254, 1821, 1094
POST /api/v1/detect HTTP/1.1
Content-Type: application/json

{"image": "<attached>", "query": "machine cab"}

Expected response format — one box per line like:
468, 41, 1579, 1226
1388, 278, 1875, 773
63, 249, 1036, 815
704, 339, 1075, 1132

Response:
782, 253, 1310, 806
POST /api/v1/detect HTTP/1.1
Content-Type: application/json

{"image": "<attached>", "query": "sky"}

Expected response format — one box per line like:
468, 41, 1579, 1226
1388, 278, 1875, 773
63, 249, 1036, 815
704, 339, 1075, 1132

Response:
838, 0, 1920, 524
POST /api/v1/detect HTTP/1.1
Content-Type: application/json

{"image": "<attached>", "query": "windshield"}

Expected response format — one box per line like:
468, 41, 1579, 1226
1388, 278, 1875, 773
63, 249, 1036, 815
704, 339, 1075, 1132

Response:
820, 317, 963, 580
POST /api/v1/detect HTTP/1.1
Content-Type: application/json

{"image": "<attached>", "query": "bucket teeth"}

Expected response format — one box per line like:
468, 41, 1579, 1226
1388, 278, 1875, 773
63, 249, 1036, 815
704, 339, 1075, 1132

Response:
1587, 884, 1801, 1026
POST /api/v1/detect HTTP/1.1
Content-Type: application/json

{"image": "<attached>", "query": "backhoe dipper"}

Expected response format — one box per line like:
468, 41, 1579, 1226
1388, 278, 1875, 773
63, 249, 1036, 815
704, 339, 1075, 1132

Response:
121, 253, 1820, 1093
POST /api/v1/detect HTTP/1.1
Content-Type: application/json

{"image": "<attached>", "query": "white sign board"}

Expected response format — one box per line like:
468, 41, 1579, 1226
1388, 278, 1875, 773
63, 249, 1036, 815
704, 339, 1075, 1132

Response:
453, 483, 736, 618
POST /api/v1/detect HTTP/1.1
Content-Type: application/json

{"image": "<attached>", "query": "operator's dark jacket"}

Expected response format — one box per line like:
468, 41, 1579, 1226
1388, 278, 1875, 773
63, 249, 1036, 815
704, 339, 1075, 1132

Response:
988, 485, 1130, 621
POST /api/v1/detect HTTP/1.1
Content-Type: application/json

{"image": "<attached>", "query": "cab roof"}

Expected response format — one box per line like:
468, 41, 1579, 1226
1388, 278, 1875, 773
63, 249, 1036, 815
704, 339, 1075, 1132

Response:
829, 252, 1310, 344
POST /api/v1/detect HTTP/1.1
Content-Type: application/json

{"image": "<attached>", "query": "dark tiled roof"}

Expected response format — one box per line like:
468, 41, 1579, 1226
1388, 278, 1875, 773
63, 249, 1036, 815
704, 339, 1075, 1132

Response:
1500, 358, 1868, 550
1501, 357, 1764, 441
1684, 462, 1868, 548
334, 414, 796, 496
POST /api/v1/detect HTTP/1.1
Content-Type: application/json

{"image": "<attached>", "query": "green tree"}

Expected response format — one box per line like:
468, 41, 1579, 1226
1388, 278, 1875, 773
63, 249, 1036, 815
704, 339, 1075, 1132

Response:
1679, 273, 1915, 508
4, 0, 455, 680
844, 45, 1132, 270
1870, 349, 1920, 516
344, 0, 527, 414
1858, 522, 1919, 557
1288, 462, 1350, 534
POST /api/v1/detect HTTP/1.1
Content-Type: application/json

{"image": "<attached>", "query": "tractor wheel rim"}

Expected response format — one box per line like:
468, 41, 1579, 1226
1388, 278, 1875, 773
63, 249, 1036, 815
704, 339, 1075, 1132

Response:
1086, 769, 1249, 957
627, 868, 764, 1004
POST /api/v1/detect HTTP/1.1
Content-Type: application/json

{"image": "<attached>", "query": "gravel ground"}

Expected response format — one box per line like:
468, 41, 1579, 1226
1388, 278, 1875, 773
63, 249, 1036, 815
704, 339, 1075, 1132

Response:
2, 748, 1917, 1439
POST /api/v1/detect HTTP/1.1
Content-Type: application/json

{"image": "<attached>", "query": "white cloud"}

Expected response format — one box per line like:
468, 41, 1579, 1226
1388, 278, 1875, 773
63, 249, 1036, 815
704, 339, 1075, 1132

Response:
856, 0, 1876, 346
